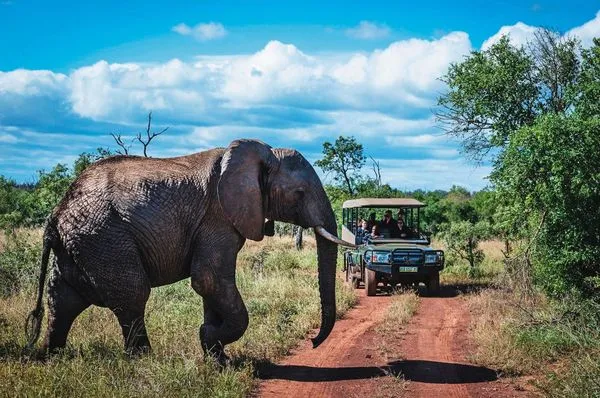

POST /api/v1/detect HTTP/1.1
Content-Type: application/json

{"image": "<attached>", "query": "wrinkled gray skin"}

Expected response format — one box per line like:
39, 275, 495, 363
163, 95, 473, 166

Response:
26, 139, 340, 362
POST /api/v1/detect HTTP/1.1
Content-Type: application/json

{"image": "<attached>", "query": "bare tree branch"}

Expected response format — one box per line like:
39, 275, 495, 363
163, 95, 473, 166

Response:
136, 112, 169, 157
110, 133, 133, 155
369, 156, 381, 187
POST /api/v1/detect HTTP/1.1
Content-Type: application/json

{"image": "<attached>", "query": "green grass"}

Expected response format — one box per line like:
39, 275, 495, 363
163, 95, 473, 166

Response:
468, 290, 600, 397
0, 232, 357, 397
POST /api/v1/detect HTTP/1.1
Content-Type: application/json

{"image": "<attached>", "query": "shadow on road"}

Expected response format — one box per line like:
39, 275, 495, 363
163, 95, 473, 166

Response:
258, 359, 498, 384
375, 283, 493, 298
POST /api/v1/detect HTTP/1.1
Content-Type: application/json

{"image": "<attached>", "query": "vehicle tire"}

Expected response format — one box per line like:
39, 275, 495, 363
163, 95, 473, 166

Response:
365, 268, 377, 296
427, 272, 440, 296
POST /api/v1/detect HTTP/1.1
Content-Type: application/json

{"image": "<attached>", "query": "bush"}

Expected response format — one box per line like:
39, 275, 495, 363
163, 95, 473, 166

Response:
0, 230, 41, 297
439, 221, 492, 268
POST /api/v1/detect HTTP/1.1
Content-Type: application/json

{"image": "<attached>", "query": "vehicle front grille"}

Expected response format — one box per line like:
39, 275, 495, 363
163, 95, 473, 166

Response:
392, 249, 423, 265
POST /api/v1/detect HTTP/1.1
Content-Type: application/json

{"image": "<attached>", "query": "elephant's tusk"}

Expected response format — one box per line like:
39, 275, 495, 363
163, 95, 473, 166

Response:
314, 226, 357, 248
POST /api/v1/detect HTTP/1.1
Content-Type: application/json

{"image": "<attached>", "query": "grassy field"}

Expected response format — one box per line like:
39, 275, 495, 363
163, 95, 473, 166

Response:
0, 231, 357, 397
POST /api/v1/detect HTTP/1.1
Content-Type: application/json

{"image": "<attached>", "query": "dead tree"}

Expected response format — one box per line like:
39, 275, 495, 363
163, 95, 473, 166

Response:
136, 112, 169, 157
370, 156, 382, 187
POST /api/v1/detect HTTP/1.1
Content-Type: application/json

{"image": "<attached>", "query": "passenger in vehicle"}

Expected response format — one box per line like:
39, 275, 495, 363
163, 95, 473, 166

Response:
369, 225, 383, 240
379, 209, 399, 237
366, 212, 377, 230
355, 219, 368, 244
393, 217, 412, 238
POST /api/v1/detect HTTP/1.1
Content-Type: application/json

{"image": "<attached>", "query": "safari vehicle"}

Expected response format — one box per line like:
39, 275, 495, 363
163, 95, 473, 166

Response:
342, 198, 444, 296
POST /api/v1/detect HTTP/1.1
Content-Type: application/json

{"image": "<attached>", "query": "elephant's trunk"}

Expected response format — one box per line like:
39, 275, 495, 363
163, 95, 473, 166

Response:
311, 211, 338, 348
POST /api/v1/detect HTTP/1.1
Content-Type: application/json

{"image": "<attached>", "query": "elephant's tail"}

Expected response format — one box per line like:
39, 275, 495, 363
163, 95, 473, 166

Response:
25, 222, 55, 349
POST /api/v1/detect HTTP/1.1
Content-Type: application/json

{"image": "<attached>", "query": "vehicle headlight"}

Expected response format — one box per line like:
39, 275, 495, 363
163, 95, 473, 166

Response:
424, 253, 439, 264
371, 251, 391, 264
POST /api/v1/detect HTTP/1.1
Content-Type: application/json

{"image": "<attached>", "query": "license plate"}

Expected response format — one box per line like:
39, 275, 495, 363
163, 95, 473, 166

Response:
398, 266, 418, 272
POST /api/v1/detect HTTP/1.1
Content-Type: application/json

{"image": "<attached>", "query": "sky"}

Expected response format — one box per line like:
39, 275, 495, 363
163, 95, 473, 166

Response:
1, 0, 600, 190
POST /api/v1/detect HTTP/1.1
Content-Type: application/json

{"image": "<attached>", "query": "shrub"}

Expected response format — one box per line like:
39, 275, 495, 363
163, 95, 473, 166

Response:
0, 230, 41, 297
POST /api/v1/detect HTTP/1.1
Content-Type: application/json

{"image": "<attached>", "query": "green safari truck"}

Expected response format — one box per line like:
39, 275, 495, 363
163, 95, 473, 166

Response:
341, 198, 444, 296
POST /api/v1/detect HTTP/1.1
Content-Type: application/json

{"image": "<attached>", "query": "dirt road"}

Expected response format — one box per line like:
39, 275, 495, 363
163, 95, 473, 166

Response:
258, 287, 530, 398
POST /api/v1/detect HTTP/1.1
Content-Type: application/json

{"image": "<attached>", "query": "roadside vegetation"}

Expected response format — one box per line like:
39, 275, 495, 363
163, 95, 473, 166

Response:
436, 30, 600, 397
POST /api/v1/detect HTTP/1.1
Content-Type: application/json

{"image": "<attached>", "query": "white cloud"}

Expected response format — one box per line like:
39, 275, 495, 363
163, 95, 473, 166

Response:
0, 133, 17, 143
346, 21, 391, 40
481, 22, 538, 50
385, 134, 444, 147
567, 11, 600, 48
0, 69, 67, 95
172, 22, 227, 41
0, 33, 475, 188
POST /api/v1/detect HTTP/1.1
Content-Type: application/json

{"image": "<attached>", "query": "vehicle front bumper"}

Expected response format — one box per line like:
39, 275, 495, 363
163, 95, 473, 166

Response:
367, 263, 443, 279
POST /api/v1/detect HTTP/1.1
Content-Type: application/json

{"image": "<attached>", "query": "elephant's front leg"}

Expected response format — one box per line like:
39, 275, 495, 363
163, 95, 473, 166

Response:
192, 274, 249, 365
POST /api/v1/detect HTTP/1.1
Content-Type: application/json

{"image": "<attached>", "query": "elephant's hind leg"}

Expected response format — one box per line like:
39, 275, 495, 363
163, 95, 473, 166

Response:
42, 268, 90, 354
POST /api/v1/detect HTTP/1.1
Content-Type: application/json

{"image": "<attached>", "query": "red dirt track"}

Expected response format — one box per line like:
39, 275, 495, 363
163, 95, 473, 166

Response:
258, 287, 531, 398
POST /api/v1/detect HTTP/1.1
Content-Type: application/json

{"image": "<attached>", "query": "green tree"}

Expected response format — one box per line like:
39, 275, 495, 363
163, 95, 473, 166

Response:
315, 136, 366, 195
573, 38, 600, 118
30, 164, 73, 224
73, 147, 113, 177
491, 115, 600, 296
440, 220, 492, 268
437, 30, 580, 161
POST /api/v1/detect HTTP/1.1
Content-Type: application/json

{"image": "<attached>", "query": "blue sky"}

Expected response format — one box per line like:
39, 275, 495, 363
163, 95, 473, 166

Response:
1, 1, 600, 189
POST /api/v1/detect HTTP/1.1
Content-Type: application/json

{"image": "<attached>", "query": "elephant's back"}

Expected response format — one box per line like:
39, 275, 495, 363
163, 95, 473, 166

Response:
52, 148, 225, 278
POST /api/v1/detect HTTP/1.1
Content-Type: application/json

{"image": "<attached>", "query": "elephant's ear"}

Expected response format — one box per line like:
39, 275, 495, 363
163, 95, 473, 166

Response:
218, 139, 279, 241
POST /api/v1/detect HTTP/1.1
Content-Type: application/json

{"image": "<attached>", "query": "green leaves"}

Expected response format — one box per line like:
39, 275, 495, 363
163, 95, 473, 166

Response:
314, 136, 366, 195
439, 220, 492, 268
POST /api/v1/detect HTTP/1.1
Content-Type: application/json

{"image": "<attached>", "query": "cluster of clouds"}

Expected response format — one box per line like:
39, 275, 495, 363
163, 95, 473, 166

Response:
2, 12, 600, 189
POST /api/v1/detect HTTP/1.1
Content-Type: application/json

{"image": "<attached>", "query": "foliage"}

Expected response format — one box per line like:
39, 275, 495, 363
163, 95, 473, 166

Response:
492, 114, 600, 297
0, 230, 41, 297
439, 220, 492, 268
438, 31, 580, 161
438, 29, 600, 297
314, 136, 366, 195
469, 290, 600, 397
574, 38, 600, 118
73, 148, 113, 177
437, 36, 538, 160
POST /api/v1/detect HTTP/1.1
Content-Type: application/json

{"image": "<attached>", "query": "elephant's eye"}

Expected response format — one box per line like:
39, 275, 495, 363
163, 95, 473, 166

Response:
294, 189, 305, 199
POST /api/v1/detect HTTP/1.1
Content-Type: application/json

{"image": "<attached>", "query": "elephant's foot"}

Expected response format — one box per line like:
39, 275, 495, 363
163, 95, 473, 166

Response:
200, 324, 230, 367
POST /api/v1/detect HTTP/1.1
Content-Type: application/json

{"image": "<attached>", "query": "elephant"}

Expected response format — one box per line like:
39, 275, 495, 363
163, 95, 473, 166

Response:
25, 139, 353, 363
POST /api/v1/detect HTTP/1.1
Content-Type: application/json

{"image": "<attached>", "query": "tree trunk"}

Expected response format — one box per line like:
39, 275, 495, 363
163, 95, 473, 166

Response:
294, 226, 303, 251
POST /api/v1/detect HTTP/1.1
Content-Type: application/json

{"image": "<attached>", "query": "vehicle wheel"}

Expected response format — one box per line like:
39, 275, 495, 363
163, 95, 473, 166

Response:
365, 268, 377, 296
427, 272, 440, 296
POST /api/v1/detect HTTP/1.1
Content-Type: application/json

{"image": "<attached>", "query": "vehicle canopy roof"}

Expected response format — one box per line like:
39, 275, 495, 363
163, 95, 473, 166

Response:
342, 198, 425, 209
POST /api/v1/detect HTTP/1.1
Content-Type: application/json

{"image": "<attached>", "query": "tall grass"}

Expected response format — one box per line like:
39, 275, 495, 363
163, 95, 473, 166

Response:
468, 290, 600, 397
0, 232, 357, 397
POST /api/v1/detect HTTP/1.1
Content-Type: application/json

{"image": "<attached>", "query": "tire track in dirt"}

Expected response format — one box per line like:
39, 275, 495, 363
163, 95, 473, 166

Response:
258, 287, 531, 398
